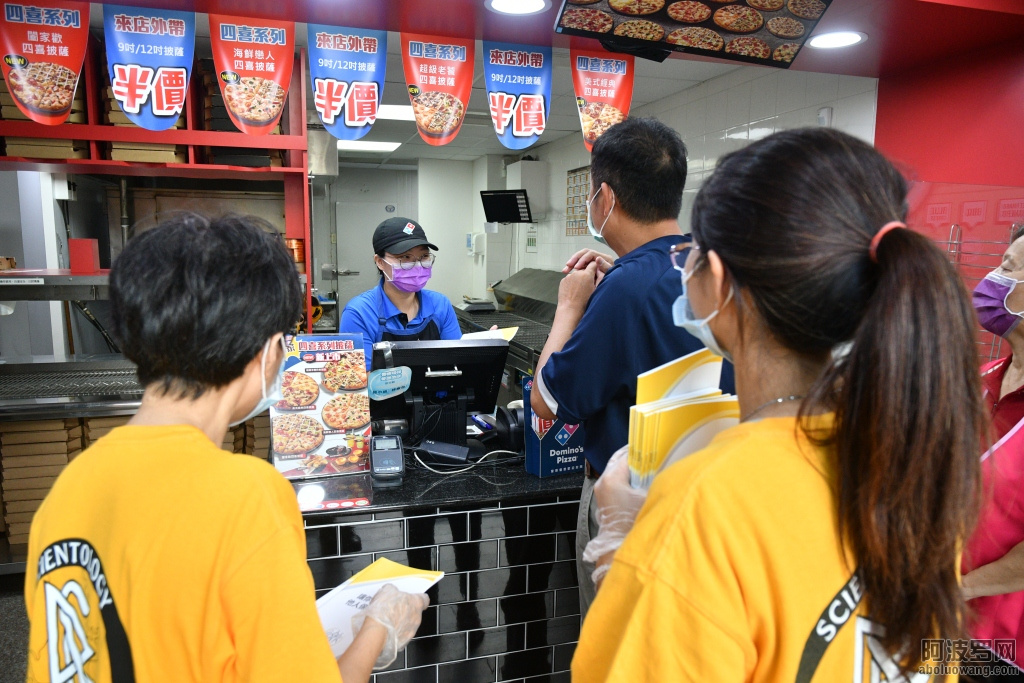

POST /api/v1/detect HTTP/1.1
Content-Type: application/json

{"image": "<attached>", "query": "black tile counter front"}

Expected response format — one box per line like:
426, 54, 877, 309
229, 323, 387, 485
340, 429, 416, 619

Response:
295, 465, 585, 683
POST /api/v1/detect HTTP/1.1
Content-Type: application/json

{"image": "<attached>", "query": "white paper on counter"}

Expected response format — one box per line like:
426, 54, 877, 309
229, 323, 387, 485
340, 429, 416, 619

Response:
316, 558, 443, 658
461, 326, 518, 341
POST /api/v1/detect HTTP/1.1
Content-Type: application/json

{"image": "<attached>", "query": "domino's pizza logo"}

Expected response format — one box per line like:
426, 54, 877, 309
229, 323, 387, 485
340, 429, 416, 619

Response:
554, 424, 578, 446
404, 222, 416, 234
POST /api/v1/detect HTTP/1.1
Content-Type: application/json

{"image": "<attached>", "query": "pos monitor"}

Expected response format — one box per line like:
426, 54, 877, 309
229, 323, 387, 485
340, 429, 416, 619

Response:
370, 339, 509, 447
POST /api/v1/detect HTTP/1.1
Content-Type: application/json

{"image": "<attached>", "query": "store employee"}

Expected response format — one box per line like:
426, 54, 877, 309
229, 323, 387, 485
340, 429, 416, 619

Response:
340, 217, 461, 368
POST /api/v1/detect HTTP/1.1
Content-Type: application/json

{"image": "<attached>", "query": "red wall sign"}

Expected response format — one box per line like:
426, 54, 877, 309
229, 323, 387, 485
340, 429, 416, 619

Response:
208, 14, 293, 135
0, 1, 89, 125
400, 32, 474, 146
569, 47, 634, 152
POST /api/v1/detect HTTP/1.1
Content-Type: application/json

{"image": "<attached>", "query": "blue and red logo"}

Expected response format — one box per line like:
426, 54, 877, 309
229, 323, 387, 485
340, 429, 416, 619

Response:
554, 424, 578, 446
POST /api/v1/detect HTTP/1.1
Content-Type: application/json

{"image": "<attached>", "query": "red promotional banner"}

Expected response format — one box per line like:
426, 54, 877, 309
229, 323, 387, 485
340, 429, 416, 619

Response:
208, 14, 293, 135
400, 33, 474, 146
569, 47, 634, 152
0, 1, 89, 125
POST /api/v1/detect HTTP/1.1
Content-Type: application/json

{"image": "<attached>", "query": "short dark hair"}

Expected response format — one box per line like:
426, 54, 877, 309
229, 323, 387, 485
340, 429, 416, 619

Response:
110, 213, 302, 398
590, 117, 687, 223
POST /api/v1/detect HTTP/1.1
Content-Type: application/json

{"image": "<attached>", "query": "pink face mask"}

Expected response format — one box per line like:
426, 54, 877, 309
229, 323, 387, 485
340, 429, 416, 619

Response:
383, 260, 432, 293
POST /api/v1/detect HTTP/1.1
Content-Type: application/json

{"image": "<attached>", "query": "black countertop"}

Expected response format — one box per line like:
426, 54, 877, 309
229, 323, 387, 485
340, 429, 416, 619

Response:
293, 461, 584, 518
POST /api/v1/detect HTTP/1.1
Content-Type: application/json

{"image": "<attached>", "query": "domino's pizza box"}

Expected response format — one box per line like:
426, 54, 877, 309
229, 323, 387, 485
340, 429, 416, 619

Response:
523, 377, 585, 478
269, 334, 372, 480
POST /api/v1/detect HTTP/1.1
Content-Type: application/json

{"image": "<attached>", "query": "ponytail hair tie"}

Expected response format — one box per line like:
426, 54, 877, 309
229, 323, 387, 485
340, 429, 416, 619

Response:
869, 221, 907, 263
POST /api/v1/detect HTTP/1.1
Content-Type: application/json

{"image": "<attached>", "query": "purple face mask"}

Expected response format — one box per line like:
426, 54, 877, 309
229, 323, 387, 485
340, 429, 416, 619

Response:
973, 271, 1024, 337
384, 261, 432, 293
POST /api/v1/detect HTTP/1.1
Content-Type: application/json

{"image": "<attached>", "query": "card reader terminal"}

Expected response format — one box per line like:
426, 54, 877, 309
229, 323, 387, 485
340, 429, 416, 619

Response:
370, 435, 405, 487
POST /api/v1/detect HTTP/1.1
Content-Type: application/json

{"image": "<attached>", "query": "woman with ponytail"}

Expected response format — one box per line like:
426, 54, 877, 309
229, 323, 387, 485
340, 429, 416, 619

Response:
573, 127, 984, 682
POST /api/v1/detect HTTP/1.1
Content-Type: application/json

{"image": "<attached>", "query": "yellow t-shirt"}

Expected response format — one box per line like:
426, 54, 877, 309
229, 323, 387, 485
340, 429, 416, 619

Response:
24, 425, 342, 683
573, 415, 949, 683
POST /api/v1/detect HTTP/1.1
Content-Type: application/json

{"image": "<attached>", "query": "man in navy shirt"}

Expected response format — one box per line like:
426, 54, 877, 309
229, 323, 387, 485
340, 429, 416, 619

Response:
531, 117, 734, 615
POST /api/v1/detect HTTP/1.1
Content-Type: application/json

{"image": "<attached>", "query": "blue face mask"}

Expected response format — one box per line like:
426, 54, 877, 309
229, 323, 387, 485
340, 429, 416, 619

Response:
671, 251, 734, 363
586, 185, 614, 246
231, 336, 287, 426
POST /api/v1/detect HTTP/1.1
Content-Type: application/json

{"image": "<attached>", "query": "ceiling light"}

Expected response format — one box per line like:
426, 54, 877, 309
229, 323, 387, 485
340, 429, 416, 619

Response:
337, 140, 402, 152
485, 0, 551, 16
807, 31, 867, 49
377, 105, 415, 121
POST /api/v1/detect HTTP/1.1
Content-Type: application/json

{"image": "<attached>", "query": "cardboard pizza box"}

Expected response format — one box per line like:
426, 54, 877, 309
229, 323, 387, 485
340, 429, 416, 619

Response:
7, 534, 29, 547
2, 475, 59, 491
105, 109, 184, 128
1, 442, 74, 457
5, 145, 89, 160
8, 522, 32, 536
1, 426, 82, 445
4, 511, 36, 525
1, 454, 70, 468
0, 420, 78, 433
0, 516, 6, 533
2, 465, 66, 480
1, 487, 48, 502
111, 141, 179, 152
4, 499, 42, 514
85, 417, 133, 428
4, 136, 82, 149
110, 150, 188, 163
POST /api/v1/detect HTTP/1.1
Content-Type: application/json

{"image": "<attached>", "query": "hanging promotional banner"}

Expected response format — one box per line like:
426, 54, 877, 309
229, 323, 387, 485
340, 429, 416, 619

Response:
0, 1, 89, 125
569, 47, 634, 153
307, 24, 386, 141
208, 14, 293, 135
400, 32, 474, 147
103, 5, 194, 131
482, 41, 551, 151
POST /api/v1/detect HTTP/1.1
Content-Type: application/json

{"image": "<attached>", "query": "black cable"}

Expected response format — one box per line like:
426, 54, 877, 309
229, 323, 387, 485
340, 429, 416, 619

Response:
72, 301, 120, 353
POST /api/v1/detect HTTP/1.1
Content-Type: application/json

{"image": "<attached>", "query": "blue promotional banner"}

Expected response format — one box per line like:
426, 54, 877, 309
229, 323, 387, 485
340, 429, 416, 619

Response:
307, 24, 387, 141
482, 41, 551, 150
103, 5, 194, 131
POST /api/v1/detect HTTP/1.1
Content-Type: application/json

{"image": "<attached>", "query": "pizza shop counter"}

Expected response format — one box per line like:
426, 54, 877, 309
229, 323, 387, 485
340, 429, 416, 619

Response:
295, 466, 586, 681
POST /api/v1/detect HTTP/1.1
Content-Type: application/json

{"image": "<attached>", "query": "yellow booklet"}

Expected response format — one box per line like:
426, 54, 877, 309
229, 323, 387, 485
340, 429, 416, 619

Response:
316, 558, 443, 657
629, 349, 739, 489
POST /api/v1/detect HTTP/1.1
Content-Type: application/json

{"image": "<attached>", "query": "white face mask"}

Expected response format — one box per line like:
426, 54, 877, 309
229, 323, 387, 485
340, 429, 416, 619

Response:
231, 336, 287, 426
586, 185, 614, 246
671, 251, 734, 363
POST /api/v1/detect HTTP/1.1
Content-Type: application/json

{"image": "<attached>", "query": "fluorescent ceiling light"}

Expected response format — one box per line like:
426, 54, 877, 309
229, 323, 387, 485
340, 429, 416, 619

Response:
485, 0, 550, 15
377, 104, 415, 121
808, 31, 867, 49
337, 140, 402, 152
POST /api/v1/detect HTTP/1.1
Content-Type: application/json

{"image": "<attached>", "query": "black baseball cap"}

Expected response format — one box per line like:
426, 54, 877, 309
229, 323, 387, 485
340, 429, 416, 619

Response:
372, 217, 438, 255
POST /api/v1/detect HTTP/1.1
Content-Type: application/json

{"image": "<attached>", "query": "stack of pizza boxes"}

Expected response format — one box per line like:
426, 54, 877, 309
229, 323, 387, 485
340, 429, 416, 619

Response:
0, 419, 83, 547
220, 425, 246, 453
0, 75, 88, 159
83, 415, 132, 446
269, 334, 371, 480
246, 412, 271, 460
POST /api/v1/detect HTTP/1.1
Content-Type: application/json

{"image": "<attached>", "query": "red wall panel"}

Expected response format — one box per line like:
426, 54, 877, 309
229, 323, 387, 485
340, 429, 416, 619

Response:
875, 38, 1024, 187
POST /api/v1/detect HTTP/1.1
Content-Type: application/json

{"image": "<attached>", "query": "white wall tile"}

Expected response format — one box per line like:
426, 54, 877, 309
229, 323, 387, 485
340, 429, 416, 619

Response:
748, 73, 778, 122
805, 72, 839, 108
705, 90, 730, 134
837, 75, 876, 100
725, 82, 752, 129
776, 70, 807, 114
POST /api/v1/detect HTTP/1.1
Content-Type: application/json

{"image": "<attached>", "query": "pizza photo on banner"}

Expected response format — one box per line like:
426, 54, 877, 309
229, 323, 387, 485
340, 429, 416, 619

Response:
482, 41, 552, 151
208, 14, 293, 135
103, 5, 194, 131
569, 47, 634, 152
400, 32, 474, 146
0, 1, 89, 125
307, 24, 387, 141
554, 0, 832, 69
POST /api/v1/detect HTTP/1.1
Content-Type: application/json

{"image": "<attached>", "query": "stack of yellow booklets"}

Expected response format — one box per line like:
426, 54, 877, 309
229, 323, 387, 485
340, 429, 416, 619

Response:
317, 558, 443, 657
629, 348, 739, 489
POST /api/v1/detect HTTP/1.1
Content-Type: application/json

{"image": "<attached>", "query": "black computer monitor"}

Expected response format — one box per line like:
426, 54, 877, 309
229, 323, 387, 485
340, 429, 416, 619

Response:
480, 189, 533, 224
370, 339, 509, 446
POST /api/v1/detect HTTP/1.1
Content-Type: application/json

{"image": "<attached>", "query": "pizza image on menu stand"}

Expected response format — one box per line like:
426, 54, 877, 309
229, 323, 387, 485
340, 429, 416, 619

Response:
270, 334, 372, 480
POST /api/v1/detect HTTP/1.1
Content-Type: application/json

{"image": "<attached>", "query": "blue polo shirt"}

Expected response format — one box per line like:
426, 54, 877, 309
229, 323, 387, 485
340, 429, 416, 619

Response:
340, 282, 462, 368
538, 235, 735, 474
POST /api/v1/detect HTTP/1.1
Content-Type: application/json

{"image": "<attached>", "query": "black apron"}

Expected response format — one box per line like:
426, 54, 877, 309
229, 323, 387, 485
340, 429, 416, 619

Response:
377, 286, 442, 342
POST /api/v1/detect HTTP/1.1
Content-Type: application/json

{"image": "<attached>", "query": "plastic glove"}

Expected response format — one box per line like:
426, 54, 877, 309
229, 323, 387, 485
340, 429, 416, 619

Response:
351, 583, 430, 670
582, 446, 648, 587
